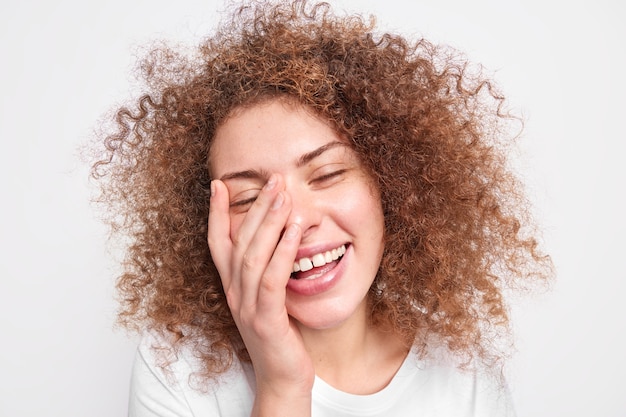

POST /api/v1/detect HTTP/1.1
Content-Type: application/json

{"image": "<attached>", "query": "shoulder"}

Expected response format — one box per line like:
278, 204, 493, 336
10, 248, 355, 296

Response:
128, 330, 255, 417
312, 349, 516, 417
406, 350, 517, 416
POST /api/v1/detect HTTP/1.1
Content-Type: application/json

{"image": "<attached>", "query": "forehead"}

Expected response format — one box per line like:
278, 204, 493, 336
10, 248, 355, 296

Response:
209, 100, 344, 177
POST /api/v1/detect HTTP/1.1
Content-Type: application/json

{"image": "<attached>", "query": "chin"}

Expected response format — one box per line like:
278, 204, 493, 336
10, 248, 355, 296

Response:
288, 298, 366, 331
291, 314, 346, 331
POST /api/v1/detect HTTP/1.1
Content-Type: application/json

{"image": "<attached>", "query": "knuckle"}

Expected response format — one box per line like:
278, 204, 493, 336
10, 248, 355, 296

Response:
207, 234, 219, 251
259, 274, 279, 293
241, 252, 260, 272
239, 310, 265, 334
224, 289, 240, 310
251, 320, 269, 338
245, 314, 271, 338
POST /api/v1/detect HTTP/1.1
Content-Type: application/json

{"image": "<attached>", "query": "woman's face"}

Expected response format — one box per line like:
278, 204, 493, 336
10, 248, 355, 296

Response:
209, 100, 385, 330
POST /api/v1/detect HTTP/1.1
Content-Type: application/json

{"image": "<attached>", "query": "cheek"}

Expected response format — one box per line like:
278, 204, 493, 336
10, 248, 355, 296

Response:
337, 188, 384, 236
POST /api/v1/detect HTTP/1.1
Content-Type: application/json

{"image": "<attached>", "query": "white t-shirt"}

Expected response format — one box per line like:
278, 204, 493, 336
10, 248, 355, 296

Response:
129, 331, 516, 416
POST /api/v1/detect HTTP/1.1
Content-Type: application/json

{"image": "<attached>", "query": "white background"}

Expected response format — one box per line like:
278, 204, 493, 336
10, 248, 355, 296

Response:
1, 0, 624, 415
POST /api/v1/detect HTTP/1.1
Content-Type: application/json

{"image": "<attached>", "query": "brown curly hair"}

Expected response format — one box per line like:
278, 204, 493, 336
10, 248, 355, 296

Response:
91, 0, 552, 379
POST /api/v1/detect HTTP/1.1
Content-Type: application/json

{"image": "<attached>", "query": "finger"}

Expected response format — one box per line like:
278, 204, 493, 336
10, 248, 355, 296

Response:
207, 179, 233, 287
228, 173, 284, 300
238, 189, 294, 309
230, 173, 285, 253
256, 222, 302, 317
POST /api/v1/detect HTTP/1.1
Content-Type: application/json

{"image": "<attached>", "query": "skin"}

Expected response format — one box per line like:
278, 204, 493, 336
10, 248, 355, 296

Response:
207, 100, 407, 416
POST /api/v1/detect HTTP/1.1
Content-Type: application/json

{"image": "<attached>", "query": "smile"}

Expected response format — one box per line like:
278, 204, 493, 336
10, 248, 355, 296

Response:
292, 244, 346, 274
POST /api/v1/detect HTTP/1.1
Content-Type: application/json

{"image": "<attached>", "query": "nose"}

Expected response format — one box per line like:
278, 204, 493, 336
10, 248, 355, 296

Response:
284, 180, 322, 240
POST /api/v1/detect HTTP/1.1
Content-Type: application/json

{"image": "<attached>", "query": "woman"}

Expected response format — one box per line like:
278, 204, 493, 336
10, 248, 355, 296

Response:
91, 1, 552, 415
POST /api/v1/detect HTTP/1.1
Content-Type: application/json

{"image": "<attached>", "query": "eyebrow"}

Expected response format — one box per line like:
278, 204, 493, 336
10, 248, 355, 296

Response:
296, 141, 346, 168
219, 168, 271, 182
218, 141, 347, 181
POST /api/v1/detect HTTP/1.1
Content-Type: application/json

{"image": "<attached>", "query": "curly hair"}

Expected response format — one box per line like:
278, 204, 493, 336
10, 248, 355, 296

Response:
91, 0, 552, 379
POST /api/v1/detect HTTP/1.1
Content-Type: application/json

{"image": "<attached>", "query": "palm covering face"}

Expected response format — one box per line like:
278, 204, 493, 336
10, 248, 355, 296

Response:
208, 175, 315, 395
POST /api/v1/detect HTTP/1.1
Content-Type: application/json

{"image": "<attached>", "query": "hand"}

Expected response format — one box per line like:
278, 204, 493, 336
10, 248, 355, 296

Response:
208, 174, 314, 415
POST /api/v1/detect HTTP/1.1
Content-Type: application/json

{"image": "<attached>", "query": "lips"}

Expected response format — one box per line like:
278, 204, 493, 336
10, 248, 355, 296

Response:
291, 244, 346, 276
287, 244, 349, 296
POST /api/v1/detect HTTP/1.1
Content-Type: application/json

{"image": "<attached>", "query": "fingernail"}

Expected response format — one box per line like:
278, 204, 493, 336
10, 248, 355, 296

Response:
284, 223, 299, 240
264, 174, 277, 191
271, 191, 284, 210
210, 180, 216, 198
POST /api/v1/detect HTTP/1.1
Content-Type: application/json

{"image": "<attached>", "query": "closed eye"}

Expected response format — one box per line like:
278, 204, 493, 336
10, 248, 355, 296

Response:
230, 196, 257, 208
229, 191, 261, 213
311, 169, 347, 184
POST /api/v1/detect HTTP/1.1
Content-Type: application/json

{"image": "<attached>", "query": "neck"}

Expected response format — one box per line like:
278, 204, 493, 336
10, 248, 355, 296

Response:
296, 303, 408, 395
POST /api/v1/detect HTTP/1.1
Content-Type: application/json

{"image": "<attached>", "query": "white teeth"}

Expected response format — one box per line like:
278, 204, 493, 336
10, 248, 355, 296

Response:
299, 257, 314, 272
312, 253, 326, 267
292, 244, 346, 274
